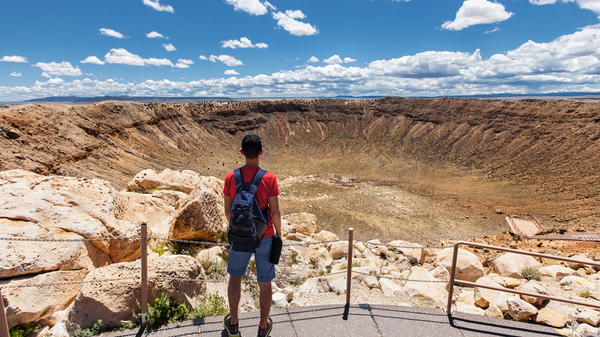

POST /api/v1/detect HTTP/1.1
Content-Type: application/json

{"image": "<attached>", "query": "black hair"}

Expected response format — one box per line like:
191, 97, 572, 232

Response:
241, 133, 262, 159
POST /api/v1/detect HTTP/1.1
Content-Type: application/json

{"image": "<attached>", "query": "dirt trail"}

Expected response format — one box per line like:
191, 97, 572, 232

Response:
1, 98, 599, 244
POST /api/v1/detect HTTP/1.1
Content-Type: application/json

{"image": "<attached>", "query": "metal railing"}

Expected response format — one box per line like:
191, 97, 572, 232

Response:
446, 241, 600, 314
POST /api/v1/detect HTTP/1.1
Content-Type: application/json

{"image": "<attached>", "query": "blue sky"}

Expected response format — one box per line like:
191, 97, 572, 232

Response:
1, 0, 600, 100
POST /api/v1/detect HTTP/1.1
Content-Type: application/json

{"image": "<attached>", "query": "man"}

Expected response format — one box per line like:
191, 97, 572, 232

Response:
223, 133, 282, 337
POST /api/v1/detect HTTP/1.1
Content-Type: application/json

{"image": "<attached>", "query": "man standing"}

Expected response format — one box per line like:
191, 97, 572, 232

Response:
223, 134, 282, 337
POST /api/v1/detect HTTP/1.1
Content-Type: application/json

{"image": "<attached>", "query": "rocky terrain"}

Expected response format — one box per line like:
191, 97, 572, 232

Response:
1, 98, 599, 244
1, 97, 600, 335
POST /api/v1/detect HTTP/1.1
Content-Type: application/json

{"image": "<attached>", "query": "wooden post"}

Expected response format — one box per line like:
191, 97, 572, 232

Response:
343, 228, 354, 320
140, 223, 148, 325
0, 288, 9, 337
446, 243, 460, 314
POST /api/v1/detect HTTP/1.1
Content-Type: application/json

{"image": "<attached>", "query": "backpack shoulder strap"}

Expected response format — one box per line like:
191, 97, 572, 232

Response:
248, 169, 267, 195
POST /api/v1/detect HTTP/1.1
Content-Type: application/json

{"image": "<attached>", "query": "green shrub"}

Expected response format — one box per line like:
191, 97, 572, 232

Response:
9, 324, 40, 337
147, 293, 189, 328
290, 250, 299, 263
192, 293, 228, 318
521, 266, 542, 281
579, 290, 592, 298
206, 262, 227, 280
72, 319, 103, 337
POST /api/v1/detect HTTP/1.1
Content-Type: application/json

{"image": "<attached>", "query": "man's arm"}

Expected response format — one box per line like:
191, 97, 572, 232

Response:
224, 195, 232, 223
268, 195, 281, 238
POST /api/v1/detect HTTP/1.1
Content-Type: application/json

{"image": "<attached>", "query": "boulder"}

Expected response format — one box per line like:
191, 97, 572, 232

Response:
490, 253, 542, 279
127, 169, 213, 195
280, 219, 295, 237
484, 304, 504, 319
431, 265, 450, 280
115, 191, 175, 239
559, 275, 596, 290
489, 293, 511, 314
69, 254, 206, 329
507, 297, 538, 321
474, 277, 502, 308
433, 248, 484, 282
401, 267, 448, 307
168, 185, 226, 241
387, 240, 425, 264
539, 265, 576, 278
455, 303, 485, 316
363, 276, 380, 289
567, 254, 597, 270
313, 230, 339, 243
282, 213, 317, 235
379, 278, 403, 297
4, 270, 88, 328
578, 310, 600, 327
151, 190, 189, 209
196, 246, 225, 265
536, 307, 568, 328
328, 241, 349, 260
272, 292, 288, 308
517, 280, 550, 306
456, 289, 475, 306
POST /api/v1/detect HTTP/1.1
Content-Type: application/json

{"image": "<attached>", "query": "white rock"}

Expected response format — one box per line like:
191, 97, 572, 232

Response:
490, 253, 542, 279
484, 304, 504, 319
380, 278, 403, 297
576, 323, 599, 336
507, 297, 538, 321
474, 277, 502, 308
401, 267, 448, 307
455, 302, 485, 316
578, 310, 600, 327
517, 280, 550, 306
559, 276, 596, 290
387, 240, 425, 264
272, 292, 288, 308
539, 265, 576, 278
433, 248, 484, 282
282, 213, 318, 235
363, 276, 380, 289
536, 307, 569, 328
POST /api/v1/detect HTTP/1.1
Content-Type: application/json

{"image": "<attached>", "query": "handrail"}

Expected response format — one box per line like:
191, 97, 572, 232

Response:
446, 241, 600, 315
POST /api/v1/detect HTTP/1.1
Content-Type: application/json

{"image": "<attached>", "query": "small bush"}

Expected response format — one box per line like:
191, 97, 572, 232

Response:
214, 231, 228, 243
521, 266, 542, 281
72, 319, 103, 337
408, 256, 419, 266
206, 262, 227, 280
290, 250, 299, 263
579, 290, 592, 298
147, 293, 189, 328
192, 293, 228, 318
9, 324, 40, 337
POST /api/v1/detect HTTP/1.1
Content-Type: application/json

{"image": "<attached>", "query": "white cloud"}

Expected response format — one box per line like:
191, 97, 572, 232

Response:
1, 55, 28, 63
199, 55, 208, 60
442, 0, 514, 31
529, 0, 600, 17
105, 48, 146, 66
10, 72, 22, 77
221, 37, 269, 49
145, 58, 175, 67
485, 27, 501, 34
272, 10, 318, 36
81, 56, 105, 65
100, 28, 126, 39
344, 57, 357, 63
323, 55, 344, 65
208, 55, 244, 66
224, 0, 269, 15
147, 31, 165, 39
142, 0, 174, 13
308, 56, 319, 63
225, 69, 240, 75
7, 25, 600, 101
162, 43, 177, 52
176, 59, 194, 68
32, 61, 82, 76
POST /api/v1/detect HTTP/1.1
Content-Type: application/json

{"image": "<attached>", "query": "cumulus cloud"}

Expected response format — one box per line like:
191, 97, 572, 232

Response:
344, 57, 357, 63
32, 61, 83, 76
81, 56, 105, 65
221, 37, 268, 49
442, 0, 514, 31
142, 0, 174, 13
199, 55, 208, 60
1, 55, 28, 63
208, 55, 244, 66
225, 0, 270, 15
100, 28, 126, 39
323, 55, 344, 65
308, 56, 319, 63
105, 48, 146, 66
225, 69, 240, 75
104, 48, 174, 67
147, 31, 166, 39
6, 25, 600, 101
272, 10, 318, 36
175, 59, 194, 68
162, 43, 176, 52
529, 0, 600, 16
10, 72, 22, 77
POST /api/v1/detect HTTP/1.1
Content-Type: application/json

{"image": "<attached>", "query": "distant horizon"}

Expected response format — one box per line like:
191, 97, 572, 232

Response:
2, 0, 600, 102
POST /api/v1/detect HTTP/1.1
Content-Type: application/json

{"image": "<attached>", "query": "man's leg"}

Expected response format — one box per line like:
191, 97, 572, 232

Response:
228, 275, 243, 325
258, 281, 272, 329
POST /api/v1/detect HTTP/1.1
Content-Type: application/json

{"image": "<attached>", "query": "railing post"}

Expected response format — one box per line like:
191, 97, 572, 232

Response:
343, 228, 354, 320
0, 288, 9, 337
140, 223, 148, 325
446, 242, 460, 315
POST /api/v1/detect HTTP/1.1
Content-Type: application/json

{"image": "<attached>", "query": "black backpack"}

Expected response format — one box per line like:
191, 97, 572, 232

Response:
227, 168, 269, 252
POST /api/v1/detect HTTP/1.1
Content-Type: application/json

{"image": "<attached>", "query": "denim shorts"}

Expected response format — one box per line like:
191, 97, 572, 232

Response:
227, 236, 275, 283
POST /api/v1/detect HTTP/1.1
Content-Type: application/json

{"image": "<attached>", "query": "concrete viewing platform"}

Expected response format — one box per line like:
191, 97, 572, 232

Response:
102, 304, 564, 337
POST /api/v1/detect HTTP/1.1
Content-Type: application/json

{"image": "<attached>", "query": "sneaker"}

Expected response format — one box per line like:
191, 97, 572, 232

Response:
223, 313, 240, 337
256, 317, 273, 337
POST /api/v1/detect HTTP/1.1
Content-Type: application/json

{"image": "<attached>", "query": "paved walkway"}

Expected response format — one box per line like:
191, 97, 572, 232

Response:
102, 304, 563, 337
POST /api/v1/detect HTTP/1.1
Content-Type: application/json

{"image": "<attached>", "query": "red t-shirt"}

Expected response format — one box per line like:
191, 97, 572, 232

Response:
223, 166, 279, 239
